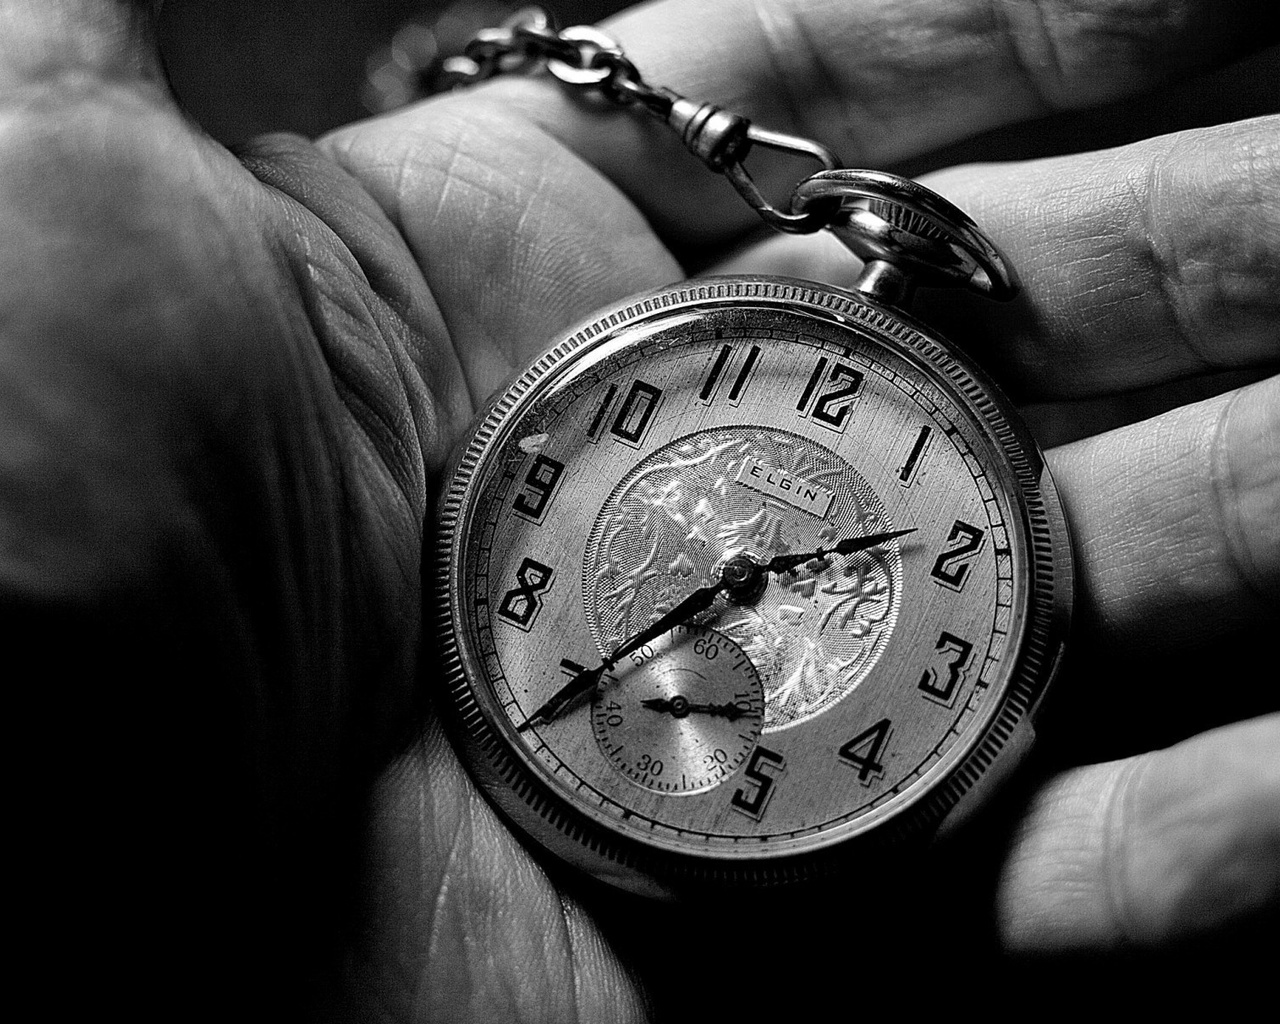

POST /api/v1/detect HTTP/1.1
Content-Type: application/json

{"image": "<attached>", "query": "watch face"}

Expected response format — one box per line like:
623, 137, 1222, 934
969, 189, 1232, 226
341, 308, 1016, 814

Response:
437, 278, 1070, 892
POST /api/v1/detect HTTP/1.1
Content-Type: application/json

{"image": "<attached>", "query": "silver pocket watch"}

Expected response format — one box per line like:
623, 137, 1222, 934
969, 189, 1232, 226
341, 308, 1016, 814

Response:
432, 8, 1072, 897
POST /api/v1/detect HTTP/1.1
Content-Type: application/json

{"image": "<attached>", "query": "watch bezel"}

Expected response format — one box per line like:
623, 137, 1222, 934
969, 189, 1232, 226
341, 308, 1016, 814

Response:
433, 276, 1072, 897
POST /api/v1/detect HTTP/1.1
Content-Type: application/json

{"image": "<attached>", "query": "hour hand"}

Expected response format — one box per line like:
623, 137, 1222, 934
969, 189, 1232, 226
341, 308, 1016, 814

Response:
762, 528, 916, 575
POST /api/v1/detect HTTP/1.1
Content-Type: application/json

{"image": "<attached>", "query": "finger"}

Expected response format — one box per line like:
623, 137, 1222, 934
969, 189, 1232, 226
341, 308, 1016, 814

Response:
997, 714, 1280, 952
909, 40, 1280, 175
1048, 374, 1279, 655
0, 0, 166, 94
710, 115, 1280, 400
1016, 367, 1274, 449
482, 0, 1280, 247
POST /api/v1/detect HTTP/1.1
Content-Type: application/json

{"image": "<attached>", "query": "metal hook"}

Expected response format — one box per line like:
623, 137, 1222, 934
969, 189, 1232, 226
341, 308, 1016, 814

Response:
663, 93, 841, 234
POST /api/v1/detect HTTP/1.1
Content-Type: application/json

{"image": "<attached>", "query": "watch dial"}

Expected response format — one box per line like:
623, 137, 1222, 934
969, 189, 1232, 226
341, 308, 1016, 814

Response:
441, 281, 1058, 877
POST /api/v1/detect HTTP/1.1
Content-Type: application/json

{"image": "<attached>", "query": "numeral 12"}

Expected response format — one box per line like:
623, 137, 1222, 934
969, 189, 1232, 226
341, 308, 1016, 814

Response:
796, 357, 863, 431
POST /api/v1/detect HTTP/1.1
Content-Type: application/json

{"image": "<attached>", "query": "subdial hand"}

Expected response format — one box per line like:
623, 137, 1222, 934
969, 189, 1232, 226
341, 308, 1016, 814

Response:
640, 695, 749, 720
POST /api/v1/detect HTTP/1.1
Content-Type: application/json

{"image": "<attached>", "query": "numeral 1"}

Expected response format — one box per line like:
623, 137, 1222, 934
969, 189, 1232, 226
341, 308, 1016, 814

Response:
898, 425, 932, 485
700, 343, 761, 405
586, 384, 618, 442
560, 658, 587, 679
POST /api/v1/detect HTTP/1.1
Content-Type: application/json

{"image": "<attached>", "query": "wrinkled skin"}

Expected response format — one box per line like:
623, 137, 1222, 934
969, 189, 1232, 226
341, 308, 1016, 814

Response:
3, 1, 1277, 1019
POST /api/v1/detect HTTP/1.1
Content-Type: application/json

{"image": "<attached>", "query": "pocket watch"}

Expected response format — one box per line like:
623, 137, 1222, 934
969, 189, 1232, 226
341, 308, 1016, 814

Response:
432, 9, 1072, 897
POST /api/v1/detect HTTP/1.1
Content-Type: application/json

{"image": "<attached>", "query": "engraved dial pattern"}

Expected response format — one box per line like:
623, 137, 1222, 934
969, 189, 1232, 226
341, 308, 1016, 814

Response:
584, 429, 901, 730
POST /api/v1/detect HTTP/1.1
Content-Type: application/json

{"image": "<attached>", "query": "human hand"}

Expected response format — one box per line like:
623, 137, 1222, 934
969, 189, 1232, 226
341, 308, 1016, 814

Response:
6, 0, 1276, 1019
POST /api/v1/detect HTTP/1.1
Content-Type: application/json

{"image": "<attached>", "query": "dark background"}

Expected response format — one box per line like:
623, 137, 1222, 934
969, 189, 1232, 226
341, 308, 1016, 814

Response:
158, 1, 632, 142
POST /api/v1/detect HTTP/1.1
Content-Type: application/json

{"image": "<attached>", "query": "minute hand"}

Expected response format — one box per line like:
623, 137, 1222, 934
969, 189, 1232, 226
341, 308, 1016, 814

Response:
762, 528, 916, 575
516, 572, 730, 732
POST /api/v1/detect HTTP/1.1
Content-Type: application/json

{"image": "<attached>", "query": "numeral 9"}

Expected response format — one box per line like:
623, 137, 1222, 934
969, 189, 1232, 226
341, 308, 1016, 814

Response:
513, 454, 565, 522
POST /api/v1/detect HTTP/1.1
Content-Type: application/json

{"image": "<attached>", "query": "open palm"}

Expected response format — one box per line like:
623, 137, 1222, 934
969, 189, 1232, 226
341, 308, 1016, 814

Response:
5, 1, 1276, 1019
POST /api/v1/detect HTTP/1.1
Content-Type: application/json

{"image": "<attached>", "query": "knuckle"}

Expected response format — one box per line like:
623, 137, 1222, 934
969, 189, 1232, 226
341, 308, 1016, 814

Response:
1211, 377, 1280, 609
1179, 127, 1280, 307
996, 0, 1205, 110
1116, 719, 1280, 942
1139, 119, 1280, 370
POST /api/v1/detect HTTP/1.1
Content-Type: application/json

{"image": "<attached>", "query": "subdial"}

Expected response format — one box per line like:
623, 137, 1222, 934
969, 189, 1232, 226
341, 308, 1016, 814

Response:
592, 624, 764, 794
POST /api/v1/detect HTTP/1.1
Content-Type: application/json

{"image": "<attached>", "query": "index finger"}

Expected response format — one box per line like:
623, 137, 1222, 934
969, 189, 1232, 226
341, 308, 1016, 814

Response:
485, 0, 1279, 247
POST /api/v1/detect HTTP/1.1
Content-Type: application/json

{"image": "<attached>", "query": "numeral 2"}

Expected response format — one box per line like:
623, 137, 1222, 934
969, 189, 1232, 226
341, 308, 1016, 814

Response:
929, 519, 986, 591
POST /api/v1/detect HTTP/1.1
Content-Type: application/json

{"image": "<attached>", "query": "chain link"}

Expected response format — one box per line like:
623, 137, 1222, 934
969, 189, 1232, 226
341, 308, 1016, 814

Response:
438, 9, 662, 108
438, 6, 844, 235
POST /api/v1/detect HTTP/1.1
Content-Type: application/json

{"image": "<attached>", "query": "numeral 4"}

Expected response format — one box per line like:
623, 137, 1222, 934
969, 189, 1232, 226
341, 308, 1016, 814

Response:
838, 718, 891, 784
